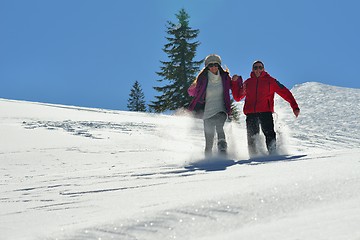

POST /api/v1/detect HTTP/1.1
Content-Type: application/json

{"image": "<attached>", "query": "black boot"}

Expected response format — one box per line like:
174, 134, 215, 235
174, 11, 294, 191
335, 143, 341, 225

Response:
267, 140, 277, 155
217, 139, 227, 156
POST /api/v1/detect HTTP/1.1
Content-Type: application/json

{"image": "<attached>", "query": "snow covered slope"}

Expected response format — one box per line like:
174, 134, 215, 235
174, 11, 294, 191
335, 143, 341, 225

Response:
279, 82, 360, 151
0, 82, 359, 240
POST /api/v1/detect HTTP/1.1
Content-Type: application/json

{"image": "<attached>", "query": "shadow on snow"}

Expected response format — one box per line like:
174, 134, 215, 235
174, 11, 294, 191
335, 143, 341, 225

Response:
237, 154, 308, 165
185, 157, 237, 172
183, 154, 308, 172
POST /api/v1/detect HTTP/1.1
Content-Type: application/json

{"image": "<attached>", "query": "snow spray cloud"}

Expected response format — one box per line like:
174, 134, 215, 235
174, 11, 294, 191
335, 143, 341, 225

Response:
155, 109, 203, 164
224, 119, 249, 159
273, 96, 295, 155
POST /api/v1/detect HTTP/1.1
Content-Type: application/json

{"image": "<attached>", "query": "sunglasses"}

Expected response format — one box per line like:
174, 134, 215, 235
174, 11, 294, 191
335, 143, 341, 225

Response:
208, 63, 219, 68
253, 65, 264, 70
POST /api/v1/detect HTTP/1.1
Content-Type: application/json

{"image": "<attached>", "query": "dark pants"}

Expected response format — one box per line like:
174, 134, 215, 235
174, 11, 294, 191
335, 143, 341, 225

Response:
246, 112, 276, 156
204, 112, 227, 153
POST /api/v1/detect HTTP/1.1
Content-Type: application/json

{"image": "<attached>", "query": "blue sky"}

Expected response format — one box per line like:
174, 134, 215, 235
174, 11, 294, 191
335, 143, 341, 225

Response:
1, 0, 359, 111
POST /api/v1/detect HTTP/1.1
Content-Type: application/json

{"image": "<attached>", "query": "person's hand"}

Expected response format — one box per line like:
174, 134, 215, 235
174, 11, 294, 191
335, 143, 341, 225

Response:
232, 75, 239, 81
293, 108, 300, 118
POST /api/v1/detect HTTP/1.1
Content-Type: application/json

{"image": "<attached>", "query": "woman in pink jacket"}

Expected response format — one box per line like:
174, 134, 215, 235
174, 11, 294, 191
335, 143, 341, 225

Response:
188, 54, 241, 157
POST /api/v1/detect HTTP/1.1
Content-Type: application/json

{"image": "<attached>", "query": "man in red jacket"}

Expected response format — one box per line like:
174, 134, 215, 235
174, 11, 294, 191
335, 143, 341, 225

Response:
232, 60, 300, 157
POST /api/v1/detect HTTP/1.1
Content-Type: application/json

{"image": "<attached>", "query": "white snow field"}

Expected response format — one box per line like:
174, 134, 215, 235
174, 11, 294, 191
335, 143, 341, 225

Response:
1, 82, 359, 240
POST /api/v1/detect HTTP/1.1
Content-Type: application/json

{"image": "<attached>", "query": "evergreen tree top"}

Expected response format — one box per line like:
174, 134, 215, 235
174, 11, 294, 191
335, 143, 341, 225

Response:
150, 8, 202, 113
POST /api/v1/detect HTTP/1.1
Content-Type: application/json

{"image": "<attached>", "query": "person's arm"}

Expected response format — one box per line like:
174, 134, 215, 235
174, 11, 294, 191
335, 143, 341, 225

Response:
187, 82, 197, 96
231, 75, 246, 101
272, 79, 300, 117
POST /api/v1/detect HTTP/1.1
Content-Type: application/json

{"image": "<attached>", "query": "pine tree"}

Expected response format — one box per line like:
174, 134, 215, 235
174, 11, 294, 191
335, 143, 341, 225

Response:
149, 8, 202, 113
230, 100, 241, 123
127, 81, 147, 112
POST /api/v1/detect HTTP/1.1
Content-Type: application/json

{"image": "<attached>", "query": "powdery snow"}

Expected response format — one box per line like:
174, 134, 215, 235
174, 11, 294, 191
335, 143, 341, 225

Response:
0, 82, 359, 240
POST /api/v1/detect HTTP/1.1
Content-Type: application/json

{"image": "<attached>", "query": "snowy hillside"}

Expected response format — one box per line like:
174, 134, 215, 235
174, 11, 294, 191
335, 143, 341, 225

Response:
280, 82, 360, 151
1, 82, 359, 240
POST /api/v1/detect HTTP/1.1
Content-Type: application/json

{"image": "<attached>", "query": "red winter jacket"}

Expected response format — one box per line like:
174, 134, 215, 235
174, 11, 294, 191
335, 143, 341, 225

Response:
233, 71, 299, 115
